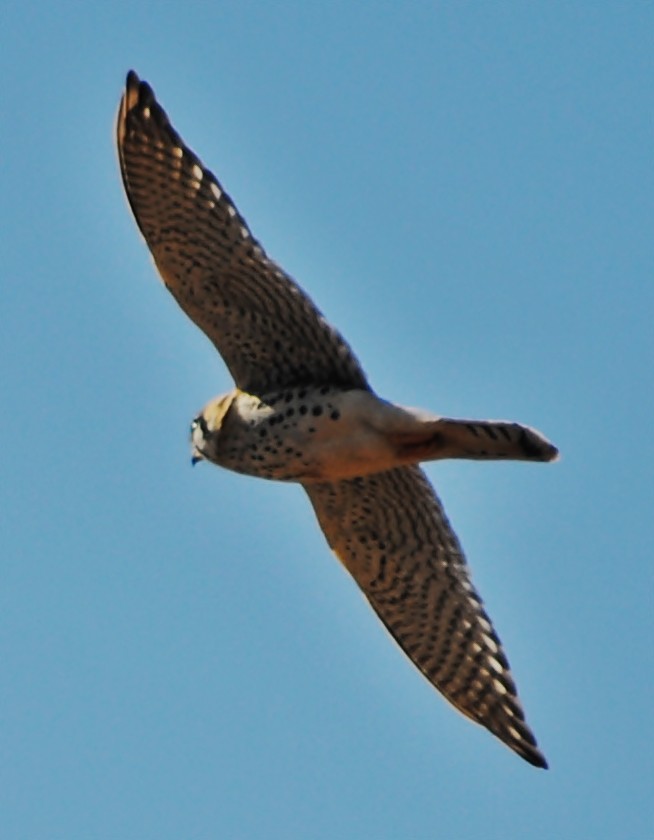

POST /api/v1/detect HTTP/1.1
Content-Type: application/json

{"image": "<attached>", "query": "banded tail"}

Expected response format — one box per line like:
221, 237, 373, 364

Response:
390, 417, 559, 464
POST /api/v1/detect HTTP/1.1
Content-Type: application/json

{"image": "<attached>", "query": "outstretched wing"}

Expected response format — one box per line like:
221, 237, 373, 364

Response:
304, 466, 547, 768
117, 71, 368, 396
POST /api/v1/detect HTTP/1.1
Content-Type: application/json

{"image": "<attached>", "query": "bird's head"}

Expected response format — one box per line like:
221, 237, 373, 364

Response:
190, 391, 236, 465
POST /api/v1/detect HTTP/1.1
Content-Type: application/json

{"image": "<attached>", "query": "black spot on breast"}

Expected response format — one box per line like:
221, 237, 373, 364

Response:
330, 410, 340, 421
299, 405, 308, 415
312, 405, 323, 417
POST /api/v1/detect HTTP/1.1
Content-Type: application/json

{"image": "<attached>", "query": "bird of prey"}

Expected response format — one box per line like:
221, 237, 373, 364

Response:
117, 70, 557, 768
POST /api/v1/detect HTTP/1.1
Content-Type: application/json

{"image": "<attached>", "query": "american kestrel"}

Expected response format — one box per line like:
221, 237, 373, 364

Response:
117, 71, 557, 768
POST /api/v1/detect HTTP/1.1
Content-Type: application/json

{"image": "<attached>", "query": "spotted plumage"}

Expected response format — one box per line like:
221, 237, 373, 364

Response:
117, 71, 557, 768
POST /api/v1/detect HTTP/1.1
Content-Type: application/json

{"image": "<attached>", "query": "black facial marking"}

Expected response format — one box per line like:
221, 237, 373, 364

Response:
191, 415, 209, 436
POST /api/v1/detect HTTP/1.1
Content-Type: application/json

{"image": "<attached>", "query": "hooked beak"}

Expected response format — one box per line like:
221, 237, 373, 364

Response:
191, 450, 204, 466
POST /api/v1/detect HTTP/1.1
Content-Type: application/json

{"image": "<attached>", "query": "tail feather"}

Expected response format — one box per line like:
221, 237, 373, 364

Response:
390, 418, 559, 464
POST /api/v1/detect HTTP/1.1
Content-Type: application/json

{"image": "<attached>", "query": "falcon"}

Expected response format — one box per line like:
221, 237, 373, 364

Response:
117, 71, 557, 768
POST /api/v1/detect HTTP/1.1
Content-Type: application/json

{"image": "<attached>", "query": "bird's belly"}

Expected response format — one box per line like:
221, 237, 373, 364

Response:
213, 388, 399, 483
218, 429, 397, 482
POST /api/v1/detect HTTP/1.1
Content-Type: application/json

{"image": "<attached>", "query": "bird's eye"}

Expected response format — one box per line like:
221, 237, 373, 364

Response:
190, 415, 209, 437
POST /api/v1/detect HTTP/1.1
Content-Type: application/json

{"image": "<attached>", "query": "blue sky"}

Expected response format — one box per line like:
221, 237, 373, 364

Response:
2, 3, 652, 838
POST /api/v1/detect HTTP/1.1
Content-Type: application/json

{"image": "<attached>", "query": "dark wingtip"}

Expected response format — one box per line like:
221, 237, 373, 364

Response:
493, 699, 549, 769
123, 70, 156, 109
525, 748, 549, 770
513, 723, 549, 769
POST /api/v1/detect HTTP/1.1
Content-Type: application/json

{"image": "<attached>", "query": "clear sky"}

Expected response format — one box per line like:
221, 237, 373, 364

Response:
2, 3, 652, 838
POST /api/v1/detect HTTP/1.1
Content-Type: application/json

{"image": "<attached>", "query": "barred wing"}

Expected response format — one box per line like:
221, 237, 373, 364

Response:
117, 71, 368, 395
304, 466, 547, 768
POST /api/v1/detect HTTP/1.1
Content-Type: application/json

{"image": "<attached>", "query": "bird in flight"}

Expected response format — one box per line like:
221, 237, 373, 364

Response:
117, 71, 557, 768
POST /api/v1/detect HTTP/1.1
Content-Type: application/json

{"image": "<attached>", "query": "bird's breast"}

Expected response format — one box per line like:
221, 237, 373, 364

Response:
205, 386, 400, 482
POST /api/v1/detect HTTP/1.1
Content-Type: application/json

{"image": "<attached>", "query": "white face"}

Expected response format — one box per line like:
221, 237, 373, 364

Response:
190, 414, 209, 464
188, 392, 234, 465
